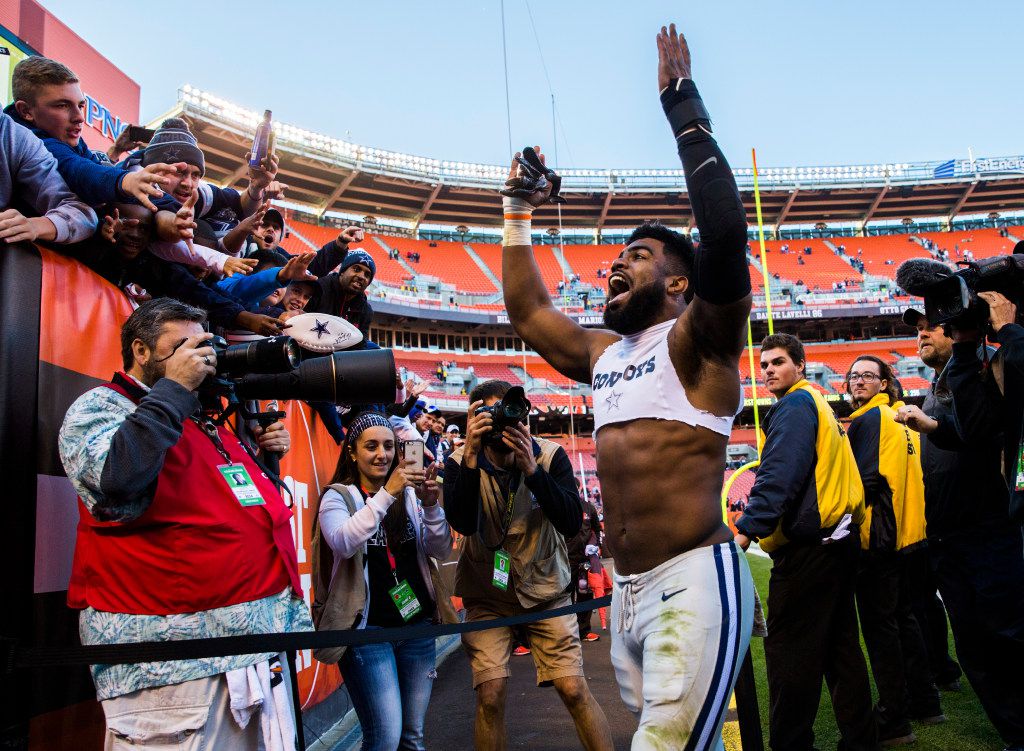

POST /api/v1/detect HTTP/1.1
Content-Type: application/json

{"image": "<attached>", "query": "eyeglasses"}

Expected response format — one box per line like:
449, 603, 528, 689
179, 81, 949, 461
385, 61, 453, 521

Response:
848, 372, 881, 383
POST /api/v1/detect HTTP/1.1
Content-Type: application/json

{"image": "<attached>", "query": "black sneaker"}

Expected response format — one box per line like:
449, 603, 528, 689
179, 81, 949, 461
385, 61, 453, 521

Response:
913, 713, 946, 726
936, 678, 962, 692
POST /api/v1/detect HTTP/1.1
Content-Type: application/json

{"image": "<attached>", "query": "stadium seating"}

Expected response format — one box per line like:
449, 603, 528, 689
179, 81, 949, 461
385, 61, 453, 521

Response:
754, 239, 861, 290
379, 237, 498, 293
839, 234, 933, 280
472, 242, 568, 294
284, 218, 412, 286
736, 338, 918, 381
724, 468, 756, 504
521, 358, 578, 388
559, 244, 622, 287
915, 228, 1018, 260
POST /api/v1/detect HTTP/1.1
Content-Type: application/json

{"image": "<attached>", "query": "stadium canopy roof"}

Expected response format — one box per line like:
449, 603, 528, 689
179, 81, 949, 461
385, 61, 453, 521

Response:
157, 86, 1024, 232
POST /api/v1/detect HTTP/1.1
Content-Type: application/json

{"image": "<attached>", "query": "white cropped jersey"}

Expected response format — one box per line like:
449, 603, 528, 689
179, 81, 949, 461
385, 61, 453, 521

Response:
591, 319, 737, 436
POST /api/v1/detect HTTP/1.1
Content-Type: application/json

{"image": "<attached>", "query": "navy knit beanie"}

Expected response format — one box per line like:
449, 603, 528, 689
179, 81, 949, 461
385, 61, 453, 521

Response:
339, 249, 376, 281
142, 118, 206, 175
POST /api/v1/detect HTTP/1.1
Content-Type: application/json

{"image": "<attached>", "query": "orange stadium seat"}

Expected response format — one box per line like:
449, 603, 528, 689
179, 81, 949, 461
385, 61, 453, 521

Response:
380, 237, 498, 293
522, 357, 578, 388
559, 244, 623, 287
284, 219, 412, 286
840, 235, 933, 280
472, 242, 568, 294
916, 228, 1018, 261
897, 375, 931, 392
755, 239, 863, 290
738, 338, 918, 381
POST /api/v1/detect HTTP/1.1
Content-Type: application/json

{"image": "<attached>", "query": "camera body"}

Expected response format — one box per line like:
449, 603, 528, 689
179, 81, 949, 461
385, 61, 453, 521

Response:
923, 255, 1024, 328
475, 386, 532, 449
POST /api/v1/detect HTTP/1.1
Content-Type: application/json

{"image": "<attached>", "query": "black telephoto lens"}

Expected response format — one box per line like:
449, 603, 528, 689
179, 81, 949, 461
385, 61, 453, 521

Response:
217, 336, 300, 375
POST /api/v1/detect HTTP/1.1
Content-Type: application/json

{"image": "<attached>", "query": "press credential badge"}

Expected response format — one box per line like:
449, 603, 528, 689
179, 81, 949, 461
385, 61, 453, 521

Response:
217, 464, 265, 506
493, 550, 511, 591
389, 580, 423, 621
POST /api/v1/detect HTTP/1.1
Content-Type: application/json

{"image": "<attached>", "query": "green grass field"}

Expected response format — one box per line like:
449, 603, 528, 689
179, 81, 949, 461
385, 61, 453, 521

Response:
743, 554, 1004, 751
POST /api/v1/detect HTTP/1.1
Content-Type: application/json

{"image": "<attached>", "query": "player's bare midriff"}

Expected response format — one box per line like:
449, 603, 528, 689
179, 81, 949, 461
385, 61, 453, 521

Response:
596, 417, 733, 575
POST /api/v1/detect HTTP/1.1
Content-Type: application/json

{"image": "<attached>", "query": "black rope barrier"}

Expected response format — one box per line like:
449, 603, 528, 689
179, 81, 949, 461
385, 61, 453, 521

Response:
4, 595, 612, 670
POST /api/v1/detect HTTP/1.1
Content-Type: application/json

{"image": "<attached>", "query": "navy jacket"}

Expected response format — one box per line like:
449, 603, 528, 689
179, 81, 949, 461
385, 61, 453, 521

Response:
72, 240, 245, 329
4, 103, 127, 207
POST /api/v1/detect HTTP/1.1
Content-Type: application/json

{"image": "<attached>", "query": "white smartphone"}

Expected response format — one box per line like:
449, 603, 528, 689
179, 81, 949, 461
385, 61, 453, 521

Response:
402, 439, 424, 471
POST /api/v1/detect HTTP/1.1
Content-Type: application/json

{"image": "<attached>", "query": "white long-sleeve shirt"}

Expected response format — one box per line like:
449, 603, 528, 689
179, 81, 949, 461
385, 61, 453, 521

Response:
319, 484, 452, 627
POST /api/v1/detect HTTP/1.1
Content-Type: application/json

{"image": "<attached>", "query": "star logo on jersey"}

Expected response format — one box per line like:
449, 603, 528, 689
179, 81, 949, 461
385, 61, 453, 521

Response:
605, 389, 623, 411
312, 319, 331, 339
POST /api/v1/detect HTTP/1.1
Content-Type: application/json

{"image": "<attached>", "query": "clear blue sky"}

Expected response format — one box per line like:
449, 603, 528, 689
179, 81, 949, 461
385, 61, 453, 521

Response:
38, 0, 1024, 171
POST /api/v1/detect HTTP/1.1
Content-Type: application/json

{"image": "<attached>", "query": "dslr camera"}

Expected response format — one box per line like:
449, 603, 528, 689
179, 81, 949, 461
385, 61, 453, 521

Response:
475, 386, 532, 449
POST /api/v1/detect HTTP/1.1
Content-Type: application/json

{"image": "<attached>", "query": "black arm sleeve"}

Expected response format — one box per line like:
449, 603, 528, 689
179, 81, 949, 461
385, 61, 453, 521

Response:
663, 79, 749, 305
392, 392, 419, 418
96, 379, 199, 521
308, 239, 348, 278
523, 447, 583, 537
442, 456, 483, 535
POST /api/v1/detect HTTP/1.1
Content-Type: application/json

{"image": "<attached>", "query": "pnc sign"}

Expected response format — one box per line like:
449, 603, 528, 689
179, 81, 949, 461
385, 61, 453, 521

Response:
84, 93, 129, 141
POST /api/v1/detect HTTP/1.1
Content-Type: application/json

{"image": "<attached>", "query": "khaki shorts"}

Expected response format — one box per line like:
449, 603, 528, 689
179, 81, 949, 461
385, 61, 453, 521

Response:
461, 595, 584, 689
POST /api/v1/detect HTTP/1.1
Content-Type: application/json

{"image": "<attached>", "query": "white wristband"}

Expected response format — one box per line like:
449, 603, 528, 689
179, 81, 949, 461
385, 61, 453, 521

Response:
502, 196, 533, 247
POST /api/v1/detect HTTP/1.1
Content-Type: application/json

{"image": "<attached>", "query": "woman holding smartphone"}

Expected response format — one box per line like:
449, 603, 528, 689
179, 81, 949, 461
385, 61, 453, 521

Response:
314, 411, 451, 751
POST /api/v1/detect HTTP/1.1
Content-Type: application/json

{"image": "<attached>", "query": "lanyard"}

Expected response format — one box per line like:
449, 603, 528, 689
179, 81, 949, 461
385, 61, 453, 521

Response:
480, 468, 521, 552
360, 486, 401, 586
193, 416, 233, 464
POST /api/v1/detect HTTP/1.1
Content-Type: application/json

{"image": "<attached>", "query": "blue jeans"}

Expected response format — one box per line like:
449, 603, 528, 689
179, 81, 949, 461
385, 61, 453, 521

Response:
339, 631, 437, 751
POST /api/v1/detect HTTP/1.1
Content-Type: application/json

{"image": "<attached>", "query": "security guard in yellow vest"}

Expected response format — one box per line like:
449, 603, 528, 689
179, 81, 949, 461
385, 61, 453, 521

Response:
736, 334, 877, 751
846, 356, 944, 745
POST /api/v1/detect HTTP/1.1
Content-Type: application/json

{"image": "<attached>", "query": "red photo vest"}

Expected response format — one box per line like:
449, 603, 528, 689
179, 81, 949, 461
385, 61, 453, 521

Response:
67, 378, 302, 616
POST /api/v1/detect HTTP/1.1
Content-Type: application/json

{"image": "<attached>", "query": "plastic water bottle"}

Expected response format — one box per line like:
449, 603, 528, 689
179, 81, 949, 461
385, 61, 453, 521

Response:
249, 110, 272, 169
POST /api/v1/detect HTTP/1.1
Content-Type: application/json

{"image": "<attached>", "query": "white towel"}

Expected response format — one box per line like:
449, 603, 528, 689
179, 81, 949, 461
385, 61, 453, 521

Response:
225, 655, 296, 751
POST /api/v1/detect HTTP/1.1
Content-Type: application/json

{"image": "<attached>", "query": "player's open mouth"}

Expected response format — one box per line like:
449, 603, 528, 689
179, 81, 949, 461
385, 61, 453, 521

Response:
608, 273, 631, 305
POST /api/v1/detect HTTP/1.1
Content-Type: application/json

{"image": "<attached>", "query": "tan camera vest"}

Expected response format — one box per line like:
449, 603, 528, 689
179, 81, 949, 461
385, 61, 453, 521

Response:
450, 438, 572, 608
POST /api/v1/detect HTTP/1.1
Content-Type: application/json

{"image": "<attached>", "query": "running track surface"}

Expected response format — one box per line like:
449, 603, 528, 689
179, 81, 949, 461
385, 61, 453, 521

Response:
422, 623, 746, 749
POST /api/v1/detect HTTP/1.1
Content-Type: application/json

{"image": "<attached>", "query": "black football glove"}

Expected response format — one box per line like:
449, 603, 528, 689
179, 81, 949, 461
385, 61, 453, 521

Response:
500, 146, 567, 205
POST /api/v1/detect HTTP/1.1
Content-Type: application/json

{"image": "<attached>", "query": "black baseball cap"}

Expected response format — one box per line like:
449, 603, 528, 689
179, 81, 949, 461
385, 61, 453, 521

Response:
902, 307, 926, 327
263, 208, 285, 231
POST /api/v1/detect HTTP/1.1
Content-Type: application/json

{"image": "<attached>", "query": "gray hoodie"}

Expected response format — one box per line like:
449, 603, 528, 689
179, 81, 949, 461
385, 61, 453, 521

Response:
0, 112, 96, 243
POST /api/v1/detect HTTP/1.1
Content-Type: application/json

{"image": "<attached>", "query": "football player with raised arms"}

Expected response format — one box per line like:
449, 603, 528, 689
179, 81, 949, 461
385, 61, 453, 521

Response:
500, 24, 755, 750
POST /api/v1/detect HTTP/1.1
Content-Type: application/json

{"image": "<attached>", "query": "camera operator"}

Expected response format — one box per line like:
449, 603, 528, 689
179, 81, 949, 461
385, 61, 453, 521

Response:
896, 307, 1024, 750
443, 380, 612, 751
58, 298, 312, 749
945, 287, 1024, 527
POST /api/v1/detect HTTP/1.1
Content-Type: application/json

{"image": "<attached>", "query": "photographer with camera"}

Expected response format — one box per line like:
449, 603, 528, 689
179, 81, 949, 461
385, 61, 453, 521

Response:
58, 298, 312, 749
894, 296, 1024, 749
896, 248, 1024, 528
443, 380, 612, 751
